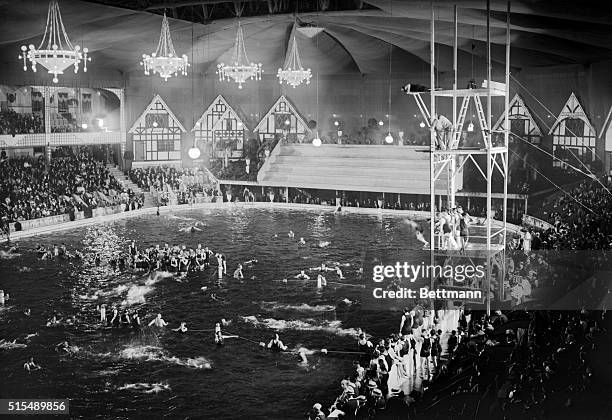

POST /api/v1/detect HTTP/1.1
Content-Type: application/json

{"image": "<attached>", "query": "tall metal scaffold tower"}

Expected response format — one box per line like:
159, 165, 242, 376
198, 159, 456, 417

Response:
408, 1, 511, 315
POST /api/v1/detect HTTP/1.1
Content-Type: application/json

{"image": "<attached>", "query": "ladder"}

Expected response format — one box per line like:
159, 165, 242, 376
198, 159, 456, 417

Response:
451, 96, 471, 149
474, 95, 489, 147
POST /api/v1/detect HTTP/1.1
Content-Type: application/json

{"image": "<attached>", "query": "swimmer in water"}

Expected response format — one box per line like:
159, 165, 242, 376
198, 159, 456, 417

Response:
55, 341, 71, 354
23, 308, 31, 317
404, 219, 429, 247
23, 357, 41, 373
148, 313, 168, 328
317, 274, 327, 289
131, 311, 141, 329
233, 264, 244, 280
288, 230, 295, 238
267, 334, 288, 351
310, 263, 335, 273
243, 259, 258, 266
172, 322, 188, 333
46, 315, 60, 327
214, 322, 223, 345
295, 270, 310, 280
334, 266, 345, 279
298, 348, 308, 364
299, 237, 306, 245
97, 304, 107, 324
109, 306, 119, 327
179, 223, 203, 233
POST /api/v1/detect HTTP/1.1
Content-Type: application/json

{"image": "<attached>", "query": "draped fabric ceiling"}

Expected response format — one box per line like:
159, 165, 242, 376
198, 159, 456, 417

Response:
1, 0, 612, 78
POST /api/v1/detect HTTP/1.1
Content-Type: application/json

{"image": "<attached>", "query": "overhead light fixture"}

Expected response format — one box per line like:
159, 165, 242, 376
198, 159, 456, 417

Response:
419, 121, 426, 128
277, 31, 312, 88
385, 133, 394, 144
217, 22, 262, 89
296, 25, 324, 38
152, 121, 158, 128
467, 121, 474, 132
334, 121, 339, 126
97, 118, 104, 127
81, 123, 88, 129
312, 132, 322, 147
19, 0, 90, 84
141, 12, 189, 81
378, 120, 384, 126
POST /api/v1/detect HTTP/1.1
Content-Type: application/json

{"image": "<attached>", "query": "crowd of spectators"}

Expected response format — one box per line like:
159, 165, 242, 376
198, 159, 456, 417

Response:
0, 110, 44, 135
0, 148, 142, 229
307, 307, 606, 419
534, 177, 612, 250
128, 166, 217, 205
209, 160, 258, 182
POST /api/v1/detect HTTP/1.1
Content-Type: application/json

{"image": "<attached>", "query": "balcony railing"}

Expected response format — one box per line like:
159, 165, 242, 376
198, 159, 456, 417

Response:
0, 131, 125, 148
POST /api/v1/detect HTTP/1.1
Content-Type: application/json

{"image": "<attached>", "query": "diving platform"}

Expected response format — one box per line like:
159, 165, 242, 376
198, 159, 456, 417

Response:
256, 144, 456, 195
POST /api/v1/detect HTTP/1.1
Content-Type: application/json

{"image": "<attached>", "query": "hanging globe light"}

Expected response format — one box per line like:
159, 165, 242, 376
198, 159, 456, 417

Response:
385, 133, 394, 144
188, 146, 201, 160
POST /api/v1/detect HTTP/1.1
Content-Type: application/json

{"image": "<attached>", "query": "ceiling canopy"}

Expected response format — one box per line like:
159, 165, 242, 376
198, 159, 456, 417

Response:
1, 0, 611, 77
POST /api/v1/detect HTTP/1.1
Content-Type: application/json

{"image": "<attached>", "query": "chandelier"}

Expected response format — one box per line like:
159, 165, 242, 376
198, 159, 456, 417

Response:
277, 34, 311, 88
141, 12, 189, 81
19, 0, 90, 84
217, 22, 262, 89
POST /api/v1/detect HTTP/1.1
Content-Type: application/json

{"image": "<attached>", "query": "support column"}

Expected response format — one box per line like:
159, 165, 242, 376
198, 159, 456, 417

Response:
285, 187, 289, 203
485, 0, 492, 316
449, 4, 458, 208
118, 89, 127, 170
44, 86, 51, 170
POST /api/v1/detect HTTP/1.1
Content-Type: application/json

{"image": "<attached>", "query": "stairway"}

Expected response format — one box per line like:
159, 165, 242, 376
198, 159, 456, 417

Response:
257, 144, 449, 195
106, 164, 156, 208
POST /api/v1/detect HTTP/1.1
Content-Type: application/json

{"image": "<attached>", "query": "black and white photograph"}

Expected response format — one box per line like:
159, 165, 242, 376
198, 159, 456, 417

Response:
1, 0, 611, 419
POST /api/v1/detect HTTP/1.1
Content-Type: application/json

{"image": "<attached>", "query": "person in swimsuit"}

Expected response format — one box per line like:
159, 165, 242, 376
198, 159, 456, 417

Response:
23, 357, 41, 373
295, 270, 310, 280
267, 334, 287, 351
214, 322, 223, 345
148, 313, 168, 328
399, 308, 414, 338
419, 329, 432, 378
173, 322, 188, 333
233, 264, 244, 279
458, 209, 470, 253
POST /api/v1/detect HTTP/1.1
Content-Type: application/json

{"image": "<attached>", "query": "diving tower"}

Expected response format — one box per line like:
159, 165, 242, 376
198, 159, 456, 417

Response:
406, 1, 511, 314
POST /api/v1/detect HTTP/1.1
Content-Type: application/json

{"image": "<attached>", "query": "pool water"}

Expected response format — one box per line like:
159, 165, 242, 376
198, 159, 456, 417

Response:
0, 207, 428, 419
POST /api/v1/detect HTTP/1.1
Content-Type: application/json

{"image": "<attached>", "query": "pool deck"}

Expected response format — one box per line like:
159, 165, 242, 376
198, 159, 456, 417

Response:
1, 203, 433, 243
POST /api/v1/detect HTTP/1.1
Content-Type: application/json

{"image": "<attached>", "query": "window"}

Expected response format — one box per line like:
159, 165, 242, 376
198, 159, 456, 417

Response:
158, 140, 175, 152
510, 119, 525, 137
564, 118, 584, 136
145, 114, 169, 128
82, 93, 92, 114
31, 91, 43, 113
58, 92, 69, 113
